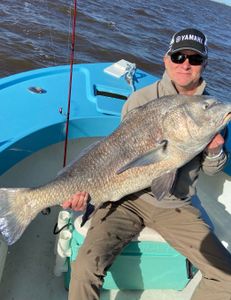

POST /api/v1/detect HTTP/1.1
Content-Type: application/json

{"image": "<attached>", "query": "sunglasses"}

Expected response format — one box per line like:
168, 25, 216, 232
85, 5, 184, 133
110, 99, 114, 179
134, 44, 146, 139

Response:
170, 52, 205, 66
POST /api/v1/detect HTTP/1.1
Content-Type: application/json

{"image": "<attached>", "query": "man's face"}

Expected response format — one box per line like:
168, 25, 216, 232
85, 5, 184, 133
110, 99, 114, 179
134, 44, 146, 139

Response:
163, 50, 207, 92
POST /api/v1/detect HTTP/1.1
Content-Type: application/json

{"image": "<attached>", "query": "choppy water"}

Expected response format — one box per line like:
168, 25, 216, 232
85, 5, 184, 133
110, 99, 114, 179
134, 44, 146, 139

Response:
0, 0, 230, 101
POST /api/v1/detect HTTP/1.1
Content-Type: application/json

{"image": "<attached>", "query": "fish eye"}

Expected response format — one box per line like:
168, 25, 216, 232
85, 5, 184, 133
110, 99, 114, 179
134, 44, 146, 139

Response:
202, 102, 210, 110
202, 98, 219, 110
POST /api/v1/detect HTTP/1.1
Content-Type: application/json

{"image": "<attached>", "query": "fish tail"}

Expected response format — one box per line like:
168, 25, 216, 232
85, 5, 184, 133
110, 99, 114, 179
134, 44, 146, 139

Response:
0, 188, 35, 245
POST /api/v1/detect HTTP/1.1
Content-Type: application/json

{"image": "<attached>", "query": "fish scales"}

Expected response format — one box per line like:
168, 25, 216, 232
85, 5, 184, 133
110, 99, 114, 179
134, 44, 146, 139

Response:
0, 94, 231, 245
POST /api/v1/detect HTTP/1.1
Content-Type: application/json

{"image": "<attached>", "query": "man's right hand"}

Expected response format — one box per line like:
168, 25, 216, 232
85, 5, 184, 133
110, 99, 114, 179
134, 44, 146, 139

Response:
62, 191, 89, 211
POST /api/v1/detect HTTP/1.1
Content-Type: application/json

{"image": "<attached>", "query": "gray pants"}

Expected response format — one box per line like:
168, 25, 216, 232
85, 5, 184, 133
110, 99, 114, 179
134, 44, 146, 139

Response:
68, 194, 231, 300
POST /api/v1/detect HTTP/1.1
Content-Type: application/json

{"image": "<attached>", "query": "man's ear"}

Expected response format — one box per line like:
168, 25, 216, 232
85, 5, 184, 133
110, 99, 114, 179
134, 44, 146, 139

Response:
203, 59, 208, 69
163, 54, 168, 67
163, 53, 168, 62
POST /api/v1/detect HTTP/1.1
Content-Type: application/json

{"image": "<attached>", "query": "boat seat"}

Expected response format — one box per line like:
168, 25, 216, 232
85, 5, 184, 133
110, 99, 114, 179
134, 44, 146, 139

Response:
72, 210, 166, 243
63, 210, 197, 291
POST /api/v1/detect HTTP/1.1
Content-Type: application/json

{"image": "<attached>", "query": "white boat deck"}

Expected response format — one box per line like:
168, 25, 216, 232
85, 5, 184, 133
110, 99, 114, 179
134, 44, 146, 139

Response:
1, 138, 231, 299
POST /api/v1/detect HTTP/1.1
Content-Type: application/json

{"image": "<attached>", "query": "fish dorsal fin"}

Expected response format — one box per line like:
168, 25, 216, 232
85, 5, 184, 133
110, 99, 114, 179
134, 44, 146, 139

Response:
151, 170, 177, 201
56, 140, 103, 177
116, 140, 167, 175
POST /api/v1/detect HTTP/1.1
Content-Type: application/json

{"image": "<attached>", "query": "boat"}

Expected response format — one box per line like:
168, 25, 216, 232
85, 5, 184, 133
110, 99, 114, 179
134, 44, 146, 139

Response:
0, 60, 231, 300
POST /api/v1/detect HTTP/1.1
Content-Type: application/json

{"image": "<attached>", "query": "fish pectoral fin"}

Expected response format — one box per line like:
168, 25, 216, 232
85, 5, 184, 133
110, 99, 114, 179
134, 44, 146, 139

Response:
151, 170, 177, 201
116, 140, 168, 175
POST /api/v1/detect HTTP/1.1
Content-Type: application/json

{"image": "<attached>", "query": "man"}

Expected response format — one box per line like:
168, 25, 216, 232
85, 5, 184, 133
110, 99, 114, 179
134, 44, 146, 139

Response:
63, 28, 231, 300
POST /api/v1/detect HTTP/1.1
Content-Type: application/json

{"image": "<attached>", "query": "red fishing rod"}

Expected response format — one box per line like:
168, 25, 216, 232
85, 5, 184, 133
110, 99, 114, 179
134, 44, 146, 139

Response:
63, 0, 78, 167
42, 0, 78, 216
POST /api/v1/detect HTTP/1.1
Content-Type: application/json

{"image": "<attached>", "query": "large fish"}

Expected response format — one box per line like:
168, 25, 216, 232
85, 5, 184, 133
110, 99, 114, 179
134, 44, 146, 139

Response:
0, 95, 230, 245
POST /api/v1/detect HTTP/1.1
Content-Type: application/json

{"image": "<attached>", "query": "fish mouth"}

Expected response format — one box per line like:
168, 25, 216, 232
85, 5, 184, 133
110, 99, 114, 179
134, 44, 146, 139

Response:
223, 112, 231, 125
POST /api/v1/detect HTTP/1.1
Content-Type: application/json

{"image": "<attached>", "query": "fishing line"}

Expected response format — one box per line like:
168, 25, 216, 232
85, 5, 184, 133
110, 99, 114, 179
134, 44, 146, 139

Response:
43, 0, 57, 66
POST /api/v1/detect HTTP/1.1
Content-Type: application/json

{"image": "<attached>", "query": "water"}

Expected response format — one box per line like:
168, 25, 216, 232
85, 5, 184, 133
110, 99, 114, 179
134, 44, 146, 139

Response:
0, 0, 230, 101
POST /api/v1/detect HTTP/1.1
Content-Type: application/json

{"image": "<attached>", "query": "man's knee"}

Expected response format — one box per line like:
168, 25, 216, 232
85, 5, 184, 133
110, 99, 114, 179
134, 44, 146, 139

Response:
71, 245, 110, 283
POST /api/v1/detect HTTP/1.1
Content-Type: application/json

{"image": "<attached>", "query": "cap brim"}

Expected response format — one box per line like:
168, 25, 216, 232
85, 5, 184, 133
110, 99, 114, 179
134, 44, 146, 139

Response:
168, 47, 208, 58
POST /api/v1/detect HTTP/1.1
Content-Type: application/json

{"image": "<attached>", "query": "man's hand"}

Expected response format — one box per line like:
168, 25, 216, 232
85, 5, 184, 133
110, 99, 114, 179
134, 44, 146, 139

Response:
205, 133, 224, 156
62, 191, 89, 211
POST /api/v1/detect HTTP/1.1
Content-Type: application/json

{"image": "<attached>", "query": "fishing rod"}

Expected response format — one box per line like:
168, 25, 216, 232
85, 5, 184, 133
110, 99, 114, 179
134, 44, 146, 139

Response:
63, 0, 78, 167
42, 0, 78, 216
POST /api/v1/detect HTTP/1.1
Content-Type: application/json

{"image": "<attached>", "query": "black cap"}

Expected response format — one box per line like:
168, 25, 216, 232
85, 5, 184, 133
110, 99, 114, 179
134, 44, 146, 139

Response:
167, 28, 208, 58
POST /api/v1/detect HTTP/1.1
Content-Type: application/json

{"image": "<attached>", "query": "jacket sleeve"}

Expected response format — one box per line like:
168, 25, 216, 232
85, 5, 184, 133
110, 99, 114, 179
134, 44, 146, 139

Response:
121, 81, 160, 120
201, 127, 228, 175
201, 149, 227, 176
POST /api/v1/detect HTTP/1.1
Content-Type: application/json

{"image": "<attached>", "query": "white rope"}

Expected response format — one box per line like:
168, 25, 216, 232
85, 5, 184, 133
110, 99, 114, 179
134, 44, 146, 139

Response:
125, 63, 136, 92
